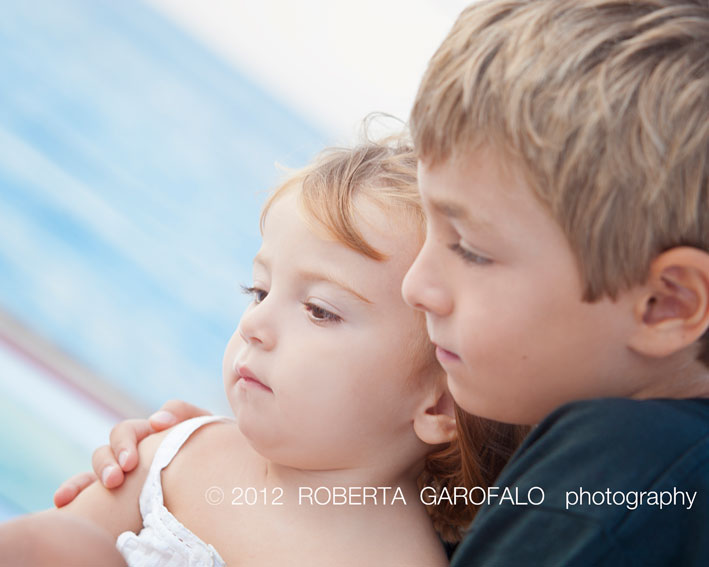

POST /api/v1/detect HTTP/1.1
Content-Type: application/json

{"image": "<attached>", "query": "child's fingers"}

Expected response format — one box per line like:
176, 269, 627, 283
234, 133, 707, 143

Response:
108, 418, 155, 472
148, 399, 212, 431
89, 402, 211, 490
53, 471, 97, 508
92, 445, 125, 488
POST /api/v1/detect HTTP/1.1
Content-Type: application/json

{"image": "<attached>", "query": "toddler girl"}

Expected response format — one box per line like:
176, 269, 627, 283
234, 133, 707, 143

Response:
43, 132, 524, 565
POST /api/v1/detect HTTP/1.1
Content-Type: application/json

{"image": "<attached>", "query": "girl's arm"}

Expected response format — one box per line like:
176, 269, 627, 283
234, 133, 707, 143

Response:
0, 430, 168, 566
0, 512, 127, 567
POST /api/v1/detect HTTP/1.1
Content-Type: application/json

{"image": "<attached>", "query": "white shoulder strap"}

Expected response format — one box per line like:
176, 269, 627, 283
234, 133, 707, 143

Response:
139, 415, 226, 517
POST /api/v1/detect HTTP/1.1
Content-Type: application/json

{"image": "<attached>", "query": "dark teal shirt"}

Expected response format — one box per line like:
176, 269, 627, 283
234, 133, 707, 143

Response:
451, 398, 709, 566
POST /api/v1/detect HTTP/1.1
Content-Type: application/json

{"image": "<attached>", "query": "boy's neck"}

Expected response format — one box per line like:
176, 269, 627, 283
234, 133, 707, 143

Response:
630, 353, 709, 401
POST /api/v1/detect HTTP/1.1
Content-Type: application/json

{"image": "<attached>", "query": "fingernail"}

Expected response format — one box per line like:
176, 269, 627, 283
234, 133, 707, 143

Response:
118, 450, 129, 469
102, 465, 118, 486
150, 410, 177, 426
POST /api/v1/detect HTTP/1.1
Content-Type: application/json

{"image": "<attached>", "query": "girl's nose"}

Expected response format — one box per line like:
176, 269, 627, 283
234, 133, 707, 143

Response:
237, 300, 276, 351
402, 239, 453, 317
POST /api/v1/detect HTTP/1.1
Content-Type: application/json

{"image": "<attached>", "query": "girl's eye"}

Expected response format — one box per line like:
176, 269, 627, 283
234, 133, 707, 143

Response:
241, 285, 268, 304
448, 242, 492, 265
304, 302, 342, 323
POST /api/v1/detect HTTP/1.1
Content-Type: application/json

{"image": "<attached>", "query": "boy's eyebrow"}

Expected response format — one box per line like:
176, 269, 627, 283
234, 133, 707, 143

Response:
431, 198, 467, 219
253, 255, 373, 305
430, 198, 496, 233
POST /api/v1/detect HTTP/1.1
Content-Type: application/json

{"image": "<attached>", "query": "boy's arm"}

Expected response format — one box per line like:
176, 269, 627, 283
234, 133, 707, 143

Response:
56, 428, 169, 538
54, 399, 210, 507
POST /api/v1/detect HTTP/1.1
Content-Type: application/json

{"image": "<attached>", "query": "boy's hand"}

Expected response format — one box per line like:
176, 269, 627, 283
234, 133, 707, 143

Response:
53, 400, 211, 507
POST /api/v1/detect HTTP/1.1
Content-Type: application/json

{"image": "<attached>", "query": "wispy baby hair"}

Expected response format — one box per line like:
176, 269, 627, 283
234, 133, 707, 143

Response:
261, 118, 422, 260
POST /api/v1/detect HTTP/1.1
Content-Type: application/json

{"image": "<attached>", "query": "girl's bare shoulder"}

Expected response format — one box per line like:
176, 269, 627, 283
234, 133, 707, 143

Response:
159, 418, 256, 508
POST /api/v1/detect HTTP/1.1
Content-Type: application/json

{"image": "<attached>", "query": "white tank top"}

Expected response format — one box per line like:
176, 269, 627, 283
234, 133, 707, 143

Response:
116, 415, 228, 567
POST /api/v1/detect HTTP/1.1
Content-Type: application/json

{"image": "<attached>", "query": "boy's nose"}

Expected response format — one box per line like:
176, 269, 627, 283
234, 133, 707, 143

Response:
238, 302, 276, 351
402, 242, 453, 317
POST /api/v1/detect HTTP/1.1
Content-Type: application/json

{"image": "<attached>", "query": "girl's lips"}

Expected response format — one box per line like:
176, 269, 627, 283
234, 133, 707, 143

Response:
236, 365, 273, 392
435, 345, 460, 364
239, 376, 273, 392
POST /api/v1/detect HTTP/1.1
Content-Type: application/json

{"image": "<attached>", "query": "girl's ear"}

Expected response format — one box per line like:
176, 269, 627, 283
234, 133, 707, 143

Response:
628, 247, 709, 358
413, 386, 457, 445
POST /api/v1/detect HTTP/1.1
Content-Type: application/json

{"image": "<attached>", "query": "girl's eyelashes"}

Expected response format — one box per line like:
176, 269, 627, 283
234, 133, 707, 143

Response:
241, 285, 268, 304
303, 302, 342, 323
448, 242, 492, 265
241, 285, 342, 323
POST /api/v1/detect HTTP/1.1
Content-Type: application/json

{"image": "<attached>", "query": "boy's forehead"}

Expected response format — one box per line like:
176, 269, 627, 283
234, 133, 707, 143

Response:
417, 144, 522, 188
416, 152, 518, 222
415, 148, 570, 256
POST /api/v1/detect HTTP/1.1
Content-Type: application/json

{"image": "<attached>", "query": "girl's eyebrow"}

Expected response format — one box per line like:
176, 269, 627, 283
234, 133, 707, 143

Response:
298, 270, 373, 305
253, 254, 373, 305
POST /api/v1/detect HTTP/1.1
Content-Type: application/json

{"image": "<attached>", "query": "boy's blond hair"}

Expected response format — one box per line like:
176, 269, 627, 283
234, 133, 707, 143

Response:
411, 0, 709, 362
260, 130, 528, 541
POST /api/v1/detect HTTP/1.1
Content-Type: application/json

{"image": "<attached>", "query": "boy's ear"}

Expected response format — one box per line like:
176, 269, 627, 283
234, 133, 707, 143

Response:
628, 247, 709, 358
413, 386, 457, 446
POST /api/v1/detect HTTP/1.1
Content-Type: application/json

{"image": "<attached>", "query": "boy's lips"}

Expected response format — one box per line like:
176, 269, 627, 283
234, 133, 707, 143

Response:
236, 365, 273, 392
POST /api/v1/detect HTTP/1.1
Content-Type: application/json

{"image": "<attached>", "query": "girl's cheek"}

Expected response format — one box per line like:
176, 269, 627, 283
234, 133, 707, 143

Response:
222, 332, 244, 373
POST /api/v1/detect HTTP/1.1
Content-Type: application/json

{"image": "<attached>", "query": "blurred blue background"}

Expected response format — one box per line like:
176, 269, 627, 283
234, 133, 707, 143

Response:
0, 0, 464, 518
0, 0, 326, 517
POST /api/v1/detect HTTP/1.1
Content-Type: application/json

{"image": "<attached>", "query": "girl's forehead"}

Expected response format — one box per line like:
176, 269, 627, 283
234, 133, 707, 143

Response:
264, 189, 423, 264
258, 199, 418, 299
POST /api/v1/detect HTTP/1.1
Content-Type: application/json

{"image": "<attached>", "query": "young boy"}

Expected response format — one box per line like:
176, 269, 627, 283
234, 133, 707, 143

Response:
58, 0, 709, 564
402, 0, 709, 564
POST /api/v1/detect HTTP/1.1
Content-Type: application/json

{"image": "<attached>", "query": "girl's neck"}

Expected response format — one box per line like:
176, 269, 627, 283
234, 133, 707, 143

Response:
260, 457, 423, 506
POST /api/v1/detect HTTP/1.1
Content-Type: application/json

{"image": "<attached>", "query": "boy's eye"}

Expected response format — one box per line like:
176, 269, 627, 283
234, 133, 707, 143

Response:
241, 285, 268, 304
304, 302, 342, 323
448, 242, 492, 265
